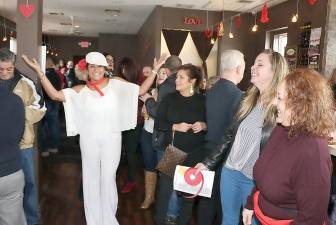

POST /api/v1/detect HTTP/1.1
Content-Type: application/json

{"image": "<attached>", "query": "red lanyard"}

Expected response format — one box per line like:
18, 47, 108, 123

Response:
86, 78, 107, 96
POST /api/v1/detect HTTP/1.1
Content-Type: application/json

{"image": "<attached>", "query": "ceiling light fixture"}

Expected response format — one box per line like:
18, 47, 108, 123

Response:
291, 0, 299, 23
252, 12, 258, 32
2, 17, 7, 42
229, 18, 234, 39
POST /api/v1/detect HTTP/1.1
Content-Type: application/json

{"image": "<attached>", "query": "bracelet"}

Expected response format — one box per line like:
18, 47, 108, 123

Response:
151, 70, 158, 75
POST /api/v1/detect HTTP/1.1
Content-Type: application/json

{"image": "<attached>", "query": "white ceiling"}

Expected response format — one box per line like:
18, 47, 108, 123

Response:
0, 0, 288, 36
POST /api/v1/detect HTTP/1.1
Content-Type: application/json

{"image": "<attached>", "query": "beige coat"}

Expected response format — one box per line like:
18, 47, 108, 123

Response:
12, 72, 46, 149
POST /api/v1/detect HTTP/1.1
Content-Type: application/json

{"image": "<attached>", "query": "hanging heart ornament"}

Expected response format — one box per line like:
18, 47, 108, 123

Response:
19, 3, 35, 18
307, 0, 317, 5
204, 28, 213, 39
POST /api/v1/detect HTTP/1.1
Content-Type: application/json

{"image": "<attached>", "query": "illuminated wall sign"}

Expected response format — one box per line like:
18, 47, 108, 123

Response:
184, 17, 203, 25
78, 41, 91, 48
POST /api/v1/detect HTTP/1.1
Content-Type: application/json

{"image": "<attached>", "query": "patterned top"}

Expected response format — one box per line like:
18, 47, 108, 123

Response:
225, 103, 264, 179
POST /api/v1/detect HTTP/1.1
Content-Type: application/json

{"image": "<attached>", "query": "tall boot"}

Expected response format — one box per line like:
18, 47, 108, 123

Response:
140, 170, 157, 209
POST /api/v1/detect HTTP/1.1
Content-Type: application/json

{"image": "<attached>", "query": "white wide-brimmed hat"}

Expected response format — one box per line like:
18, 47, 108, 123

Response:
85, 52, 108, 67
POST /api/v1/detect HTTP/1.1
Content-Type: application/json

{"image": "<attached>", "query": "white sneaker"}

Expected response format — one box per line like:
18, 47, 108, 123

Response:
48, 148, 59, 154
41, 151, 50, 157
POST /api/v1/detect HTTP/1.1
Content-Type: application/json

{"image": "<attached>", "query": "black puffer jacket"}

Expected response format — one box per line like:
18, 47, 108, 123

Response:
202, 104, 274, 170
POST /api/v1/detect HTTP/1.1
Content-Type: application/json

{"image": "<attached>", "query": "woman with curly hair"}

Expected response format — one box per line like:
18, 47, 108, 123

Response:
243, 69, 335, 225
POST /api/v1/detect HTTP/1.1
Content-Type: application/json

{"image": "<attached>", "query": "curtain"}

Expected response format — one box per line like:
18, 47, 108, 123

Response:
190, 31, 216, 78
162, 29, 188, 56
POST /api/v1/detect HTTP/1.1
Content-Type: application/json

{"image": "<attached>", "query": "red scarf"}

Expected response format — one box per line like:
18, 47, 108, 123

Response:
86, 77, 108, 96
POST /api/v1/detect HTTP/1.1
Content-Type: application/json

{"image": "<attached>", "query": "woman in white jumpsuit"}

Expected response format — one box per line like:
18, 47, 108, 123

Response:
22, 52, 166, 225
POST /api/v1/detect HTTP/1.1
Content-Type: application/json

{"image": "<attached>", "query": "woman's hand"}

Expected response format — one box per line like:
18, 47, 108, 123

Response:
153, 53, 168, 71
151, 89, 158, 101
21, 55, 43, 74
191, 122, 207, 133
139, 93, 153, 103
242, 208, 254, 225
172, 123, 192, 132
194, 163, 209, 171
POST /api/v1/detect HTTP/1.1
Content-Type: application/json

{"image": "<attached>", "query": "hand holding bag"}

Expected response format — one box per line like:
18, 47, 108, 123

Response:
156, 131, 187, 177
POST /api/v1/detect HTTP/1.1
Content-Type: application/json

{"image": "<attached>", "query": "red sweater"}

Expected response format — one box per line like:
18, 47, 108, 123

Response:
246, 125, 331, 225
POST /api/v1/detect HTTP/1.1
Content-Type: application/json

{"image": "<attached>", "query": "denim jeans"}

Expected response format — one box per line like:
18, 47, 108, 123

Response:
21, 148, 41, 225
220, 167, 259, 225
166, 191, 182, 220
155, 146, 182, 221
41, 101, 60, 150
140, 129, 157, 171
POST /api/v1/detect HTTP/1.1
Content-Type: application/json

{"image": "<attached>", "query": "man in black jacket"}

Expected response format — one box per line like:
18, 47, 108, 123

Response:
0, 84, 26, 225
197, 49, 245, 225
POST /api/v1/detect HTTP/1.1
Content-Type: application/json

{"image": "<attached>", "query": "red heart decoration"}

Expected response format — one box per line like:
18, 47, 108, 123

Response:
307, 0, 317, 5
204, 28, 212, 39
19, 3, 35, 18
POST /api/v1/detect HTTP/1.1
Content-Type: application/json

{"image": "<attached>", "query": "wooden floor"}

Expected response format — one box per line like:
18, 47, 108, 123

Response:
38, 128, 198, 225
38, 135, 159, 225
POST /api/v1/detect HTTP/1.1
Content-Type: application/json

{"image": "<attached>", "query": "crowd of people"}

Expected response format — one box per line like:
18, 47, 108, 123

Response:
0, 46, 335, 225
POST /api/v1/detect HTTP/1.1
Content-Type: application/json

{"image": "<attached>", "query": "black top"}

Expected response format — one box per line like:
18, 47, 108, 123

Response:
145, 73, 177, 118
45, 68, 62, 101
206, 78, 242, 144
155, 92, 206, 166
0, 89, 25, 177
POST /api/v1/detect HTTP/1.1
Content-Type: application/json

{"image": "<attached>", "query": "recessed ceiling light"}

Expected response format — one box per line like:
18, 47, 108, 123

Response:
60, 22, 72, 26
74, 25, 80, 28
48, 12, 64, 16
176, 4, 194, 9
238, 0, 254, 3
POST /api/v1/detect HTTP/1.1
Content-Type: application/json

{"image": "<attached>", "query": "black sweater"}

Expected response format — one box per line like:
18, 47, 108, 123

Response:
0, 88, 25, 177
155, 92, 207, 166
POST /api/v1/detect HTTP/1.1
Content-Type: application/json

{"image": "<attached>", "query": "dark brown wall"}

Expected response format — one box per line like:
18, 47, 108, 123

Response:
136, 6, 163, 67
218, 0, 328, 90
98, 33, 137, 66
51, 35, 98, 61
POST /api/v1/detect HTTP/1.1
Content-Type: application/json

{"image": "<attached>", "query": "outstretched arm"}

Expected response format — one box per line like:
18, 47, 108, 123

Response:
139, 53, 168, 95
22, 55, 65, 102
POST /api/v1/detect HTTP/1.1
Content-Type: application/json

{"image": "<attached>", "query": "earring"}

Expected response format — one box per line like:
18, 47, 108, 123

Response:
190, 85, 194, 94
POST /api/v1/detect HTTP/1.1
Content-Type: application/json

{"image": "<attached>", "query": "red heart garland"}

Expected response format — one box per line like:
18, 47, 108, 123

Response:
260, 2, 270, 23
19, 3, 35, 18
204, 28, 213, 39
235, 16, 241, 29
307, 0, 317, 5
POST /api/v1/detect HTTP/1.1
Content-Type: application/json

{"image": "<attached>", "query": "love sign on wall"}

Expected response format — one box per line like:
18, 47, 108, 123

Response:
184, 17, 203, 25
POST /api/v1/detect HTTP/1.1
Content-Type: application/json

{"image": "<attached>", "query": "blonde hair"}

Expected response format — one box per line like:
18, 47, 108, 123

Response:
237, 49, 288, 126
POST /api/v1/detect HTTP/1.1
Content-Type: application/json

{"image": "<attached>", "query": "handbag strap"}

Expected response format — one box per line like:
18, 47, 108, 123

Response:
171, 131, 175, 146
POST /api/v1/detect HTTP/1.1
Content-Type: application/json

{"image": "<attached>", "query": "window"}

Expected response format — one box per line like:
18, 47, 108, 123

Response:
273, 33, 287, 56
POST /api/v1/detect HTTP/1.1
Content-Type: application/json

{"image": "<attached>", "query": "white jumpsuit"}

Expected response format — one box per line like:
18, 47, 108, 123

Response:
62, 79, 139, 225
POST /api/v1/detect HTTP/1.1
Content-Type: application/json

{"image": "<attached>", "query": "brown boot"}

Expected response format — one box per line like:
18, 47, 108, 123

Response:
140, 170, 157, 209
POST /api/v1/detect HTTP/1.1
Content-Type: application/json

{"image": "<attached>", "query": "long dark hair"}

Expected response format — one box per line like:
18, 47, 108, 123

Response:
116, 57, 138, 84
